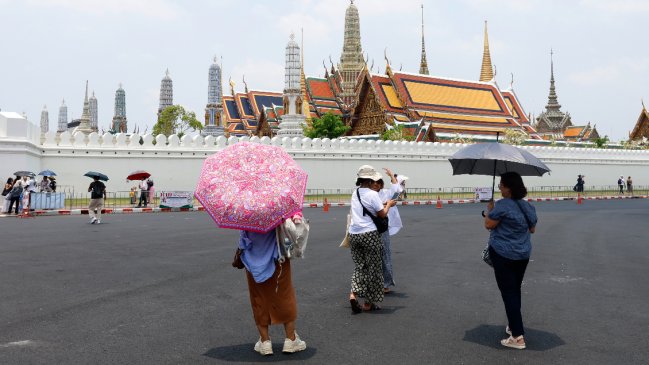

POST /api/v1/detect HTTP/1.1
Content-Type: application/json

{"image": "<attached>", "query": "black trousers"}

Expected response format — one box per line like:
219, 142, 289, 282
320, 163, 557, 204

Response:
8, 196, 20, 214
138, 191, 148, 207
490, 246, 529, 337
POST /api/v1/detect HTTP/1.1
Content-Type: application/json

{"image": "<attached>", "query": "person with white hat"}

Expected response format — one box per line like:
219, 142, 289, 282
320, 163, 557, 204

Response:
347, 165, 397, 313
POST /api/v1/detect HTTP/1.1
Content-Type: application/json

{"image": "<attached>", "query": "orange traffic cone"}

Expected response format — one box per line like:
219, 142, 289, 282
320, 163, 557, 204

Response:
577, 193, 582, 205
436, 195, 443, 209
323, 197, 329, 212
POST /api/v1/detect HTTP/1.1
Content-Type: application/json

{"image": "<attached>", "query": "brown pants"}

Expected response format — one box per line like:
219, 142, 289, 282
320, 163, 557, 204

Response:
245, 260, 297, 326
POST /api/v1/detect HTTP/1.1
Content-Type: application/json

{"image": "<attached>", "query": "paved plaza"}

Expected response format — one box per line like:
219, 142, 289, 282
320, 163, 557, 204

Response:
0, 200, 648, 364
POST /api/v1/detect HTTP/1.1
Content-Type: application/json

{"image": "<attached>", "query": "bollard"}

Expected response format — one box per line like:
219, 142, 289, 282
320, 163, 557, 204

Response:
323, 197, 329, 212
577, 193, 582, 205
436, 195, 443, 209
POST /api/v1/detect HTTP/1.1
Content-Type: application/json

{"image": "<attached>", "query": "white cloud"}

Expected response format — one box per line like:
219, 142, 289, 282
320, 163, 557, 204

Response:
23, 0, 182, 19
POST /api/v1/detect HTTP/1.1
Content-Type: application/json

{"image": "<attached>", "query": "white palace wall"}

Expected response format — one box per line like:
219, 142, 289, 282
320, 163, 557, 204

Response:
2, 113, 649, 193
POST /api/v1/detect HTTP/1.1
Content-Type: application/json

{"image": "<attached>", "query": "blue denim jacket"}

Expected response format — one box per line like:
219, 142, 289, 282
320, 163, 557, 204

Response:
488, 198, 537, 260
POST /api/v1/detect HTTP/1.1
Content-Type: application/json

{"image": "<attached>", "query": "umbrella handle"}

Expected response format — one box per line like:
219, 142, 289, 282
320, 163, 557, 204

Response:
491, 132, 500, 201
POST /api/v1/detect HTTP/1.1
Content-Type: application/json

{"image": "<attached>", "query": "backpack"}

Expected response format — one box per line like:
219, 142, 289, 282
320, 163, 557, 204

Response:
276, 215, 310, 261
147, 179, 154, 188
10, 185, 23, 199
49, 180, 56, 191
92, 182, 104, 197
618, 178, 623, 185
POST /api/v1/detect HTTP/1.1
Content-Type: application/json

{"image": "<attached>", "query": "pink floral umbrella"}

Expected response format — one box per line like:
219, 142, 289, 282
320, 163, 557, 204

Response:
195, 142, 308, 233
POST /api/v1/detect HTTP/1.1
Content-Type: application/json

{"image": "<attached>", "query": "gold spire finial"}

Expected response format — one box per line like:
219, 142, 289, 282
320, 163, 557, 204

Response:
300, 28, 310, 120
419, 4, 429, 75
479, 20, 494, 82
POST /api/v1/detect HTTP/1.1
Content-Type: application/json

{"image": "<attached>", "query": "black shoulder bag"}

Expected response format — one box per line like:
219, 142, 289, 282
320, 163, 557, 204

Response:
356, 189, 389, 234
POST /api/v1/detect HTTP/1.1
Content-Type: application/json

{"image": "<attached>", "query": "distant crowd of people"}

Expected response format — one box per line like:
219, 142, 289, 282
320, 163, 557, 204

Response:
2, 175, 56, 214
573, 174, 635, 195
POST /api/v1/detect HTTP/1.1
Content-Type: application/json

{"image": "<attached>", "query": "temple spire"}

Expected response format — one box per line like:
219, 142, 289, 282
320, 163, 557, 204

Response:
75, 80, 93, 133
419, 4, 429, 75
339, 0, 364, 111
479, 21, 494, 82
545, 49, 561, 110
300, 28, 311, 119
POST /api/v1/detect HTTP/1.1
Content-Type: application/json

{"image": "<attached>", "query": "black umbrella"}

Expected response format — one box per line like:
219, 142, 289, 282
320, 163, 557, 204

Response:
14, 170, 35, 177
84, 171, 109, 181
448, 133, 550, 200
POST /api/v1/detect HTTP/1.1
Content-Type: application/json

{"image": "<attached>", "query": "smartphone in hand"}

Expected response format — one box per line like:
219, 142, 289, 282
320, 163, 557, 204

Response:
391, 192, 400, 200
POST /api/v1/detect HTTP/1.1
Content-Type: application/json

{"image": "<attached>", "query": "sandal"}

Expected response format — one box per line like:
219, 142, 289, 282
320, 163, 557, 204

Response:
362, 303, 381, 311
349, 294, 362, 314
501, 335, 526, 350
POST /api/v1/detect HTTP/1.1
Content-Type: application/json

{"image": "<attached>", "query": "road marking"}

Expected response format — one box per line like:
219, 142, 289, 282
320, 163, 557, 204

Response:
0, 340, 35, 348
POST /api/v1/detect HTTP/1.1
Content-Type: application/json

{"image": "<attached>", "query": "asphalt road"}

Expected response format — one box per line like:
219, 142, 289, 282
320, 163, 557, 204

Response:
1, 200, 648, 364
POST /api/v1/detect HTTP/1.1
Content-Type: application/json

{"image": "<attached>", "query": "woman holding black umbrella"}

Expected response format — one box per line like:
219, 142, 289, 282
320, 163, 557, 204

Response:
484, 172, 537, 350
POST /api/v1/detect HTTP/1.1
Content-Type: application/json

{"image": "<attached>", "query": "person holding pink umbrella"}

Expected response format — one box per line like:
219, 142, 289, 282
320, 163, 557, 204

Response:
195, 142, 308, 356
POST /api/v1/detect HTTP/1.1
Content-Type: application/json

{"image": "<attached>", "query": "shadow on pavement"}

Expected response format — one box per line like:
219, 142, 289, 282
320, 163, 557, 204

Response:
463, 324, 565, 351
203, 343, 317, 362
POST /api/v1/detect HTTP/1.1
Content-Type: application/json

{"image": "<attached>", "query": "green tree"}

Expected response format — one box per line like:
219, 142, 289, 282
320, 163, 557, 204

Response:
593, 135, 609, 149
153, 105, 203, 137
381, 124, 415, 141
502, 129, 528, 145
302, 112, 350, 139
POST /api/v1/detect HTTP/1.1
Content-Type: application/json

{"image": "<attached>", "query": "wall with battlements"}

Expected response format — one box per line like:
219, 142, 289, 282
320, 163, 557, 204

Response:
2, 113, 649, 193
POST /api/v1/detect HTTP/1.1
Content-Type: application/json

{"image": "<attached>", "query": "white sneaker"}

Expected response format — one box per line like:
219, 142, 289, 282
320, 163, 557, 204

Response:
90, 217, 97, 224
96, 220, 101, 224
282, 332, 306, 353
254, 338, 273, 356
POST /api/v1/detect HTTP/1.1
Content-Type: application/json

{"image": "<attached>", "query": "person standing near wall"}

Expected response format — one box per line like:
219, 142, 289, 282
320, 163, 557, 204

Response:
88, 176, 106, 224
147, 178, 155, 206
626, 176, 633, 196
137, 178, 148, 208
617, 175, 625, 195
2, 177, 14, 213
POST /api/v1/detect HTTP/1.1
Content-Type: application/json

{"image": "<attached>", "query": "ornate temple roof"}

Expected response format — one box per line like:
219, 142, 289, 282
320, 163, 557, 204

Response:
629, 103, 649, 141
223, 90, 283, 136
350, 67, 538, 139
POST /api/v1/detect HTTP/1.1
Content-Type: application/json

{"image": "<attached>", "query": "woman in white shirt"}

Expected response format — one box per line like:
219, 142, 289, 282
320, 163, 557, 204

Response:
348, 165, 396, 313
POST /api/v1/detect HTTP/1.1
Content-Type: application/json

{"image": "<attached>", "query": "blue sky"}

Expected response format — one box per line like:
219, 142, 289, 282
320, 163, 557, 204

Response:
1, 0, 647, 141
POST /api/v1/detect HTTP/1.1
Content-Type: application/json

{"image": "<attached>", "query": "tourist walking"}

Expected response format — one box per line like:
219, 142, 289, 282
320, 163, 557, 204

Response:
2, 177, 14, 213
137, 178, 148, 207
88, 176, 106, 224
484, 172, 538, 350
375, 168, 404, 293
348, 165, 396, 313
238, 214, 307, 356
618, 175, 625, 194
626, 176, 633, 195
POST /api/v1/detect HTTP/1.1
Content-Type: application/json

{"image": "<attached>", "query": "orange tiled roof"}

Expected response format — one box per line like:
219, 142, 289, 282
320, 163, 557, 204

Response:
563, 126, 585, 137
307, 78, 335, 100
